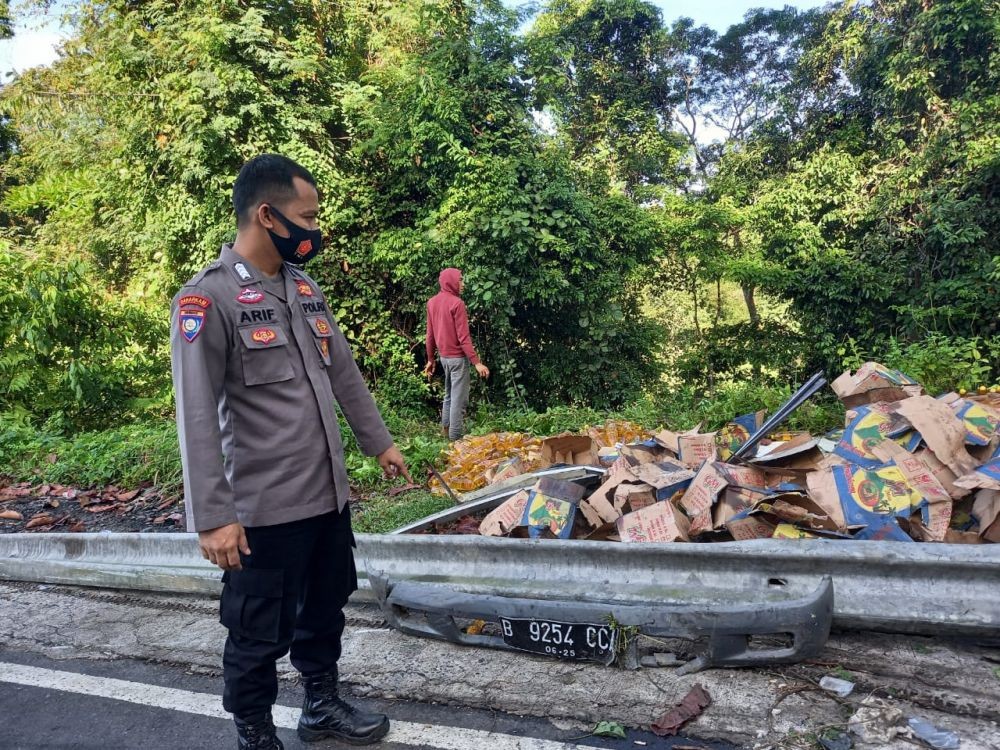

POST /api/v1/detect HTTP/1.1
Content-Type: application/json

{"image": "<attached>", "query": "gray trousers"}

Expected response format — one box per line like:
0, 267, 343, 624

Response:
440, 357, 470, 441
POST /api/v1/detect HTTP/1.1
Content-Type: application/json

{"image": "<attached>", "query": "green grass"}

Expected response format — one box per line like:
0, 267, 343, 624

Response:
352, 489, 454, 534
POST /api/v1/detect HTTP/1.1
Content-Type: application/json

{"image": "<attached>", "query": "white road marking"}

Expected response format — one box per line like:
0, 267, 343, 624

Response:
0, 662, 602, 750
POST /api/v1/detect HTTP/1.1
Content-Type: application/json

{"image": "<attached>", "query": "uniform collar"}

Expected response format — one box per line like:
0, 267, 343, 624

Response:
220, 243, 264, 287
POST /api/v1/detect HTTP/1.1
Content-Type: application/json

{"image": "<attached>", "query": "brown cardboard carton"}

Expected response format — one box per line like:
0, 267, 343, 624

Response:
832, 362, 923, 407
614, 483, 657, 513
679, 462, 727, 522
678, 432, 718, 469
805, 470, 849, 529
479, 490, 530, 536
972, 489, 1000, 542
540, 434, 598, 467
714, 486, 770, 529
617, 501, 690, 543
749, 434, 823, 470
894, 396, 978, 477
485, 456, 525, 485
651, 429, 681, 454
727, 513, 777, 540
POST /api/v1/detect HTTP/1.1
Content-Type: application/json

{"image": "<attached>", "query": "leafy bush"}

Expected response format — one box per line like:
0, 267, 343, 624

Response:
0, 244, 171, 431
840, 334, 1000, 395
0, 417, 181, 490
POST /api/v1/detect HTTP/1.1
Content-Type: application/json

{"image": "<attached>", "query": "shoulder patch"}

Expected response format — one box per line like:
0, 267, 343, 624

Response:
179, 308, 206, 343
178, 294, 212, 309
296, 279, 314, 297
235, 288, 265, 304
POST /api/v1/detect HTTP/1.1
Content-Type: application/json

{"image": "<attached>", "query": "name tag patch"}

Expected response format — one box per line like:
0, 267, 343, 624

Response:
239, 307, 277, 325
236, 288, 265, 304
301, 300, 327, 315
179, 308, 206, 343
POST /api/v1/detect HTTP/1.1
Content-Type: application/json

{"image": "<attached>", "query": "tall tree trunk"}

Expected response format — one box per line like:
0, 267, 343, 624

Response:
742, 282, 760, 327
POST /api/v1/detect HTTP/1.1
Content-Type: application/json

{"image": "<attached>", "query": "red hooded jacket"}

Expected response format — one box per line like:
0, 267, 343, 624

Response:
425, 268, 481, 365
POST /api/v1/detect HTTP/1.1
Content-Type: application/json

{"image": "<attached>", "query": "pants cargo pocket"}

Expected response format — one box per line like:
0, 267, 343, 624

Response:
220, 568, 284, 643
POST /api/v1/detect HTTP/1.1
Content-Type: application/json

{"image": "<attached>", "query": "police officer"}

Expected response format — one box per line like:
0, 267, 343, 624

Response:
171, 154, 411, 749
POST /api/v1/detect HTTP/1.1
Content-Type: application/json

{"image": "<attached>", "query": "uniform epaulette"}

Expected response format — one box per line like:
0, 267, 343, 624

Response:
185, 260, 224, 288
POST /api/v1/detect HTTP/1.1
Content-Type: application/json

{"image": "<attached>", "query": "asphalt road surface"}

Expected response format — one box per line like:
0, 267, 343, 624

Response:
0, 650, 738, 750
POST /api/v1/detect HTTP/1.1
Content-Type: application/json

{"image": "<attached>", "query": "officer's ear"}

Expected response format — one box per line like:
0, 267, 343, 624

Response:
256, 203, 278, 231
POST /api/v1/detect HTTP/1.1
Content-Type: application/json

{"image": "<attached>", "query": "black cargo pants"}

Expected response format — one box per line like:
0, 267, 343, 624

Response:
220, 507, 357, 719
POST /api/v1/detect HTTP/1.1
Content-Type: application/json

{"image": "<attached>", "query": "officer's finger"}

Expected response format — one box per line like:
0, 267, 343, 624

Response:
238, 529, 251, 557
206, 549, 219, 567
398, 462, 414, 484
223, 546, 242, 571
200, 546, 210, 560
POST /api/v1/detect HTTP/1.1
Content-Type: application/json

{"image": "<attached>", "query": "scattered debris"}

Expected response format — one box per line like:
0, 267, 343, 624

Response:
650, 683, 711, 737
818, 733, 853, 750
848, 696, 904, 744
419, 363, 998, 545
0, 481, 183, 534
907, 717, 960, 750
591, 721, 626, 739
819, 675, 855, 697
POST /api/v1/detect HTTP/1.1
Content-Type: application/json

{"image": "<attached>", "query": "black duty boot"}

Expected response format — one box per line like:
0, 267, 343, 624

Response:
235, 711, 284, 750
298, 672, 390, 745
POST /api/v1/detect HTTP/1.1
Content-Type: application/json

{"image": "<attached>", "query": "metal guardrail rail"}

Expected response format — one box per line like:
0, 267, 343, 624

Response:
1, 532, 998, 635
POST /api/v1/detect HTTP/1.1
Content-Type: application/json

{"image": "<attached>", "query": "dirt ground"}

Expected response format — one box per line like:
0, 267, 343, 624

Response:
0, 480, 186, 534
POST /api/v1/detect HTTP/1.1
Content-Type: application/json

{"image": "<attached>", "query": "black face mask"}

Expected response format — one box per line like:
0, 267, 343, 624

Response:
265, 205, 323, 265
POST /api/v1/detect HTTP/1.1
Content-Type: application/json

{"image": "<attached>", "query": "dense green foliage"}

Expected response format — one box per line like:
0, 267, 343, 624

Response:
1, 0, 998, 467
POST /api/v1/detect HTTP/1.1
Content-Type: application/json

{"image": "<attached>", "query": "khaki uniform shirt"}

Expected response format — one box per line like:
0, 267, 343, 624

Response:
170, 244, 392, 532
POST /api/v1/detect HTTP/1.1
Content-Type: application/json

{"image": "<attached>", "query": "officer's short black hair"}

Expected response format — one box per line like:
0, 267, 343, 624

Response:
232, 154, 317, 227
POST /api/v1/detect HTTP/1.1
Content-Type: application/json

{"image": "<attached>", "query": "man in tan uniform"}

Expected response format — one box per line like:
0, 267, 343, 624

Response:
171, 154, 410, 750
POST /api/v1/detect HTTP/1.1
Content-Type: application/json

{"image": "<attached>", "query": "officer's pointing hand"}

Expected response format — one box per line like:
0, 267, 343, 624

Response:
199, 522, 251, 571
377, 445, 413, 484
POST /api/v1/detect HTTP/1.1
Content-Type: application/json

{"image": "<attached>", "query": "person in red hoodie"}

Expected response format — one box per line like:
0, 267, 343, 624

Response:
423, 268, 490, 440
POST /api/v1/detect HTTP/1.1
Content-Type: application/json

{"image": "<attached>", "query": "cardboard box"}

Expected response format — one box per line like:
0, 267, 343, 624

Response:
759, 492, 840, 532
485, 456, 525, 485
716, 410, 766, 460
832, 362, 923, 407
955, 457, 1000, 491
749, 433, 822, 470
614, 483, 656, 513
972, 489, 1000, 542
521, 478, 586, 539
835, 403, 909, 469
716, 463, 768, 490
479, 490, 530, 536
714, 486, 771, 529
540, 434, 598, 467
597, 446, 621, 467
628, 461, 696, 501
852, 514, 914, 542
617, 501, 690, 543
894, 395, 978, 477
679, 462, 727, 521
950, 397, 1000, 446
678, 432, 718, 469
726, 509, 777, 540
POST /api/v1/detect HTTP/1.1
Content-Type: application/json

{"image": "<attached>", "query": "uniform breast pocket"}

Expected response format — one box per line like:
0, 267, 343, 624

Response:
238, 324, 294, 386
